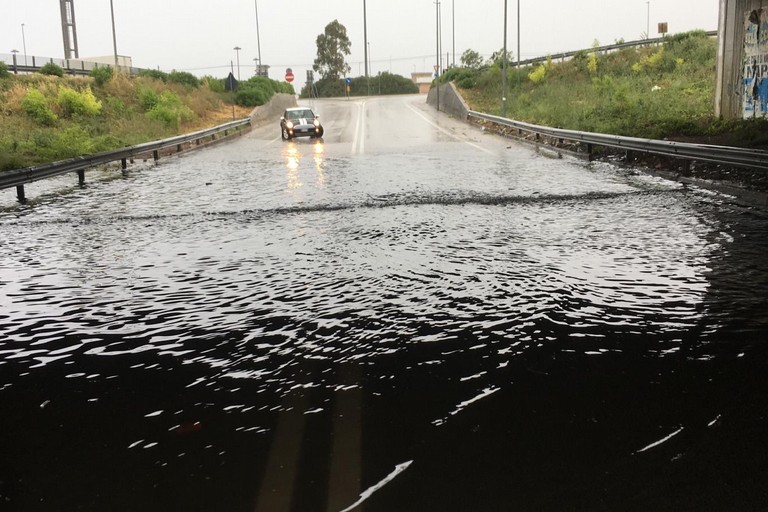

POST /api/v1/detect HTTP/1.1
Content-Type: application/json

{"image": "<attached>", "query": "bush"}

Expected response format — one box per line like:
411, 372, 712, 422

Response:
22, 89, 58, 125
0, 61, 10, 79
57, 86, 102, 117
40, 62, 64, 77
236, 84, 272, 107
202, 76, 225, 93
168, 71, 200, 88
52, 126, 94, 158
146, 90, 194, 128
138, 69, 168, 82
137, 87, 160, 110
91, 66, 114, 87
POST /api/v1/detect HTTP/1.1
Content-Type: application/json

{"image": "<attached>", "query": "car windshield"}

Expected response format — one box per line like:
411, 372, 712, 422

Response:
286, 110, 314, 120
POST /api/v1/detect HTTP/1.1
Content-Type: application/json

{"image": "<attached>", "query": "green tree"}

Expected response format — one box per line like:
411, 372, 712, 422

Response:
40, 62, 64, 77
313, 20, 351, 80
460, 49, 484, 70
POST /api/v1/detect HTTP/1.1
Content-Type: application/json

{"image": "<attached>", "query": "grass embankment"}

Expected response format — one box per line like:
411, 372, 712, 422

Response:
0, 68, 288, 171
442, 30, 768, 148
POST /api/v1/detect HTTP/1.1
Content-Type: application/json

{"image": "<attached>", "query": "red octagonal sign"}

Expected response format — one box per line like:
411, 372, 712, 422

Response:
285, 68, 294, 83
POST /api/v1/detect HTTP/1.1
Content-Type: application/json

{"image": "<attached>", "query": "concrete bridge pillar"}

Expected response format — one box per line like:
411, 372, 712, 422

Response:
716, 0, 768, 119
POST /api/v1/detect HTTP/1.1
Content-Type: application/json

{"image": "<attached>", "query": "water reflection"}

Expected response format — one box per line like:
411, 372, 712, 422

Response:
0, 133, 767, 511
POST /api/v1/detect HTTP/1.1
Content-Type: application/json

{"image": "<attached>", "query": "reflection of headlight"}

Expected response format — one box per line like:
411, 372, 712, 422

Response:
286, 121, 294, 129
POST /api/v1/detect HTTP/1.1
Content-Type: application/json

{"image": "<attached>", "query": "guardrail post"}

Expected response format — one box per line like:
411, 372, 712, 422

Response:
177, 144, 182, 153
587, 143, 594, 162
625, 150, 634, 162
121, 158, 127, 170
153, 150, 159, 161
77, 169, 85, 187
16, 185, 26, 204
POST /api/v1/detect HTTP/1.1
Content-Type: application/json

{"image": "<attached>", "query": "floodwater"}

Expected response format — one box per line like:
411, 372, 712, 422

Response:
1, 95, 766, 511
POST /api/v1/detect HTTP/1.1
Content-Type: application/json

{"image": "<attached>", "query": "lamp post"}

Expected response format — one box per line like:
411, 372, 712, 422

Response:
11, 49, 19, 74
452, 0, 455, 67
363, 0, 368, 80
646, 1, 650, 39
435, 0, 440, 111
21, 23, 27, 65
253, 57, 259, 76
109, 0, 118, 67
234, 46, 242, 80
254, 1, 262, 70
502, 0, 508, 118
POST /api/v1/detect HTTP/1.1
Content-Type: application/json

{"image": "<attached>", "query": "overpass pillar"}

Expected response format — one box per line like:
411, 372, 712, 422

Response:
716, 0, 768, 119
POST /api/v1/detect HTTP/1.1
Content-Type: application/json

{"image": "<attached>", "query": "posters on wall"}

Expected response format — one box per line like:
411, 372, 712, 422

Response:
743, 8, 768, 118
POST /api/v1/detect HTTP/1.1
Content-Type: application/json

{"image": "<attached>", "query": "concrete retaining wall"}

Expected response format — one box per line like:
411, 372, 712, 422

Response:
426, 82, 470, 120
249, 93, 298, 126
716, 0, 768, 118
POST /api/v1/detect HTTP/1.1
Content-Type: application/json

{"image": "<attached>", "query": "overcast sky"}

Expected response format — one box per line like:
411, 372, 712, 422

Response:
3, 0, 719, 84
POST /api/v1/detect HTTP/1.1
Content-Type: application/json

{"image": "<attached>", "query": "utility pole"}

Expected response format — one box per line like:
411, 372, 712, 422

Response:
452, 0, 455, 67
254, 0, 262, 73
109, 0, 118, 67
502, 0, 508, 117
435, 0, 440, 111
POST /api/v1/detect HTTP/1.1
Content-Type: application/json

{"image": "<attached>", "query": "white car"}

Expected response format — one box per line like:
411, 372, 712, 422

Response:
280, 107, 324, 140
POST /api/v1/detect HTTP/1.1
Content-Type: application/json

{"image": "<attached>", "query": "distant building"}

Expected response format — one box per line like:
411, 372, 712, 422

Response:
411, 72, 434, 94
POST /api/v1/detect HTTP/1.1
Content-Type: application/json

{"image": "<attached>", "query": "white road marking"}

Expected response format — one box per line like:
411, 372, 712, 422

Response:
406, 103, 495, 155
352, 101, 367, 155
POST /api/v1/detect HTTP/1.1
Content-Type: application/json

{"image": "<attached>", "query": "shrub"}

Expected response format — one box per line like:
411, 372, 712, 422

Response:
202, 75, 225, 93
52, 126, 94, 158
146, 90, 194, 128
22, 89, 58, 125
40, 62, 64, 77
168, 71, 200, 88
57, 86, 102, 117
138, 69, 168, 82
91, 66, 114, 87
236, 85, 271, 107
137, 86, 160, 110
0, 61, 10, 79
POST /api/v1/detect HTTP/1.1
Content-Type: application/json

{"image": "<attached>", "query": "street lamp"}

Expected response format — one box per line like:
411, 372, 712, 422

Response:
502, 0, 508, 117
435, 0, 440, 111
363, 0, 368, 79
646, 1, 650, 39
233, 46, 242, 80
254, 1, 262, 69
21, 23, 27, 66
109, 0, 118, 67
11, 49, 19, 74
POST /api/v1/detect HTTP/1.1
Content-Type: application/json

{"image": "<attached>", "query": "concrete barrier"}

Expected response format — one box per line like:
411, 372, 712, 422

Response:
249, 93, 298, 126
426, 82, 470, 120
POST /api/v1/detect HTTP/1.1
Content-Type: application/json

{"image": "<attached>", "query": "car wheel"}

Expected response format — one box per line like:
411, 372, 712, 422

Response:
281, 127, 291, 141
314, 127, 324, 139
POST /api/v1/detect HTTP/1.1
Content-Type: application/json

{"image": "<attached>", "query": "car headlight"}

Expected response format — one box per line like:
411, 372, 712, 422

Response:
286, 121, 294, 129
313, 120, 320, 127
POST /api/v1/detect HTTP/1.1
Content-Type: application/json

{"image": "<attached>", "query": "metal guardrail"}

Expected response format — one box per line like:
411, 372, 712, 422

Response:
468, 111, 768, 171
0, 118, 251, 202
514, 31, 718, 68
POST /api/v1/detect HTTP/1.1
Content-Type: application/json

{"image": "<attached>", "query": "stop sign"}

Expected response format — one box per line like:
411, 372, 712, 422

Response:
285, 68, 294, 83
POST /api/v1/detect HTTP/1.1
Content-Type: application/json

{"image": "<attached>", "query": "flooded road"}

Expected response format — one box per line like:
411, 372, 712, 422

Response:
1, 95, 767, 511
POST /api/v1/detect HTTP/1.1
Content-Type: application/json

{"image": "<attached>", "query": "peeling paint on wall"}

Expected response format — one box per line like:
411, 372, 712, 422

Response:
743, 8, 768, 118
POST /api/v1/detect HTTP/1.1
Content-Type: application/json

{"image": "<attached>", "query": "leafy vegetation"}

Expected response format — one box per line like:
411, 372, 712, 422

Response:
39, 62, 64, 77
301, 72, 418, 98
0, 71, 256, 171
313, 20, 352, 80
439, 30, 765, 146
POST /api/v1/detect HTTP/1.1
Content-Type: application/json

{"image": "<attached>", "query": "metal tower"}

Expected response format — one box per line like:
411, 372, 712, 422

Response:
60, 0, 79, 59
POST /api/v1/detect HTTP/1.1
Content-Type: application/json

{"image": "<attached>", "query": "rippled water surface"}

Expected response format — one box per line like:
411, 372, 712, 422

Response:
1, 100, 767, 511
